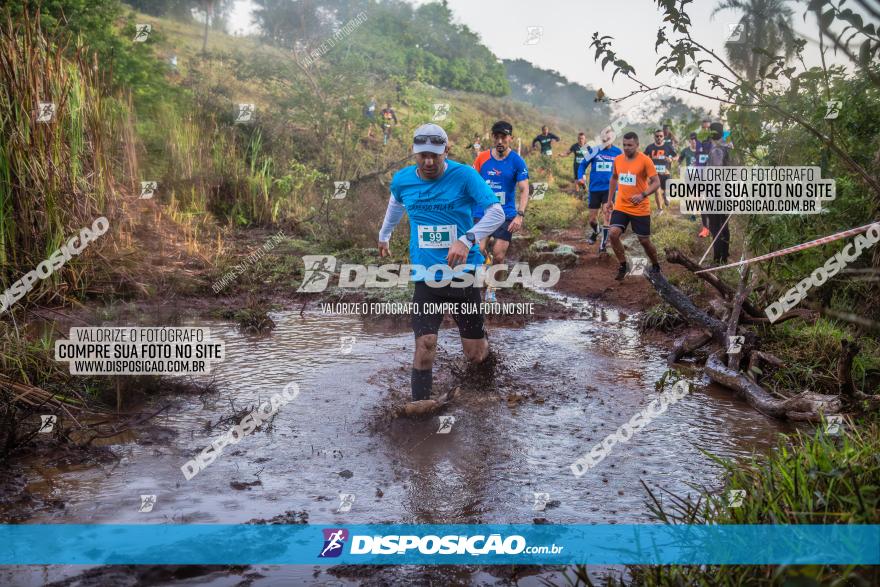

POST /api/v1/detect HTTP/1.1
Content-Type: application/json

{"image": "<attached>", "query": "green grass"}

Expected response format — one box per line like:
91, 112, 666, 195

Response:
760, 318, 880, 396
651, 211, 704, 258
0, 322, 65, 386
527, 191, 584, 232
639, 302, 687, 333
556, 415, 880, 586
0, 13, 119, 299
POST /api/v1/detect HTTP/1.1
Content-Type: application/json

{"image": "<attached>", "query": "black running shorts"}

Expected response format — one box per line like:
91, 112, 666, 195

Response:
588, 190, 610, 210
412, 277, 485, 339
609, 209, 651, 237
658, 174, 669, 191
472, 217, 514, 242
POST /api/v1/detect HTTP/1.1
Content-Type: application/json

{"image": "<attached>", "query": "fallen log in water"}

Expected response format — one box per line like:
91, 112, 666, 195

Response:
644, 270, 728, 345
644, 265, 845, 421
705, 351, 841, 420
667, 330, 713, 367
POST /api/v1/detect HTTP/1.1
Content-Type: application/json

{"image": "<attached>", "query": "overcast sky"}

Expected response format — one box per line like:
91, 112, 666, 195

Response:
229, 0, 866, 115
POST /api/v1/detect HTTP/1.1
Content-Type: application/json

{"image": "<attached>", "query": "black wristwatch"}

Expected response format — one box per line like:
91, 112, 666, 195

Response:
516, 211, 525, 218
465, 231, 477, 245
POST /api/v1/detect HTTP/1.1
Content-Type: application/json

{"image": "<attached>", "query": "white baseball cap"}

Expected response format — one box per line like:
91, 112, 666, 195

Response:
412, 123, 448, 155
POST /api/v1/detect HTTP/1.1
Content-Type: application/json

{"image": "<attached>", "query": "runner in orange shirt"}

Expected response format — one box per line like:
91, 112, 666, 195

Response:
607, 132, 662, 281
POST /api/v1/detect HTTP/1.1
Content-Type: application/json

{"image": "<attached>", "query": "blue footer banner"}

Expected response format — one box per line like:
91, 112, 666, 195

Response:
1, 524, 877, 565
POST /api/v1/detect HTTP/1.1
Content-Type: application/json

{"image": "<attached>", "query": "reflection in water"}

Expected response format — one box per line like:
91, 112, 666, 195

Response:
3, 301, 792, 585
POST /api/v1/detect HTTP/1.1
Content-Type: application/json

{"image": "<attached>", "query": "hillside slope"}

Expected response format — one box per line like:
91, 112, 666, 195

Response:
130, 10, 594, 246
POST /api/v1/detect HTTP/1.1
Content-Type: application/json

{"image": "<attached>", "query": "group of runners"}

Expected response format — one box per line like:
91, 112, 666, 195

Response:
377, 118, 731, 403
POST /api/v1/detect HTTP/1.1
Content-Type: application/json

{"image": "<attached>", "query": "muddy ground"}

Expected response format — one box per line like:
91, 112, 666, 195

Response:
1, 212, 763, 586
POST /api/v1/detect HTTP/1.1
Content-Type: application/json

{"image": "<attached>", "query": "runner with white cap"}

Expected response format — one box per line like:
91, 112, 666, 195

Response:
378, 123, 505, 402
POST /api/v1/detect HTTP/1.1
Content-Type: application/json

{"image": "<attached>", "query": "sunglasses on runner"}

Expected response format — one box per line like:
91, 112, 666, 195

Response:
413, 135, 447, 145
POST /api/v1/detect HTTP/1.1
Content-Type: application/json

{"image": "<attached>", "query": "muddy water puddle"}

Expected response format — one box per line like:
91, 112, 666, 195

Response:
2, 300, 791, 585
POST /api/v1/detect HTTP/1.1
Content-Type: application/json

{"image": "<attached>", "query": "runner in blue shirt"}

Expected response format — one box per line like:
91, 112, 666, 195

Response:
694, 119, 713, 168
378, 123, 504, 403
472, 121, 530, 301
577, 132, 622, 253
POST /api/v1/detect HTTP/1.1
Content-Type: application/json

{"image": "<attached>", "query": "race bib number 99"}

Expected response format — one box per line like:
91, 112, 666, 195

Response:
619, 173, 637, 186
596, 161, 612, 173
418, 225, 456, 248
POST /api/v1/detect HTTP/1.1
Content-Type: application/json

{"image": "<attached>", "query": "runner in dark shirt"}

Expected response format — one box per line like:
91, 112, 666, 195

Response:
531, 126, 560, 156
569, 132, 589, 182
679, 134, 697, 168
695, 121, 714, 236
643, 129, 676, 209
679, 133, 701, 225
705, 122, 733, 264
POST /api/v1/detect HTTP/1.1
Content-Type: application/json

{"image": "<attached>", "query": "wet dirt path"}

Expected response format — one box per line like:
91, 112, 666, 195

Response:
2, 295, 791, 586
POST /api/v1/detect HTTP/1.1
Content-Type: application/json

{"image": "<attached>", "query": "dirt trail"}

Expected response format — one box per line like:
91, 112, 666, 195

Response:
548, 227, 686, 312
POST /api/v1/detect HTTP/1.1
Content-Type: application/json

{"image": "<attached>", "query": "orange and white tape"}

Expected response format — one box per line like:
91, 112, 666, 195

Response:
695, 222, 880, 274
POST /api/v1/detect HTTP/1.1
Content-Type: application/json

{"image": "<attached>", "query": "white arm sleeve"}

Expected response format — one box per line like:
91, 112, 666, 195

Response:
378, 195, 405, 243
460, 203, 505, 244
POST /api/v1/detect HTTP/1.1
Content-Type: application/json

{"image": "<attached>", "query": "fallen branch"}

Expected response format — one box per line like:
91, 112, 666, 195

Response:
838, 339, 861, 399
645, 270, 728, 344
667, 330, 713, 367
822, 308, 880, 331
0, 374, 97, 414
667, 250, 818, 325
665, 248, 762, 317
82, 404, 170, 445
740, 308, 819, 325
836, 339, 880, 410
705, 351, 841, 420
726, 266, 750, 369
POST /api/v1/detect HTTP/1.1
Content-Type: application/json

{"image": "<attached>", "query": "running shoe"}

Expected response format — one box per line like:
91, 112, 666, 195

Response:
587, 232, 598, 245
699, 227, 710, 238
615, 263, 629, 281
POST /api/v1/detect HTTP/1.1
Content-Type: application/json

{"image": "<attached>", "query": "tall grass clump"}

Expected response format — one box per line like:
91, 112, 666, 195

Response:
554, 416, 880, 586
149, 98, 325, 228
0, 12, 121, 304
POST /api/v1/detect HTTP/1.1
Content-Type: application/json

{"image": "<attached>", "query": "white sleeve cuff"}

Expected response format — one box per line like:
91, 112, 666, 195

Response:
378, 195, 405, 243
459, 203, 505, 245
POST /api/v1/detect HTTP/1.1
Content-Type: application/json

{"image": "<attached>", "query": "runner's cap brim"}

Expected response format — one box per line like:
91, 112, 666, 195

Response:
412, 123, 448, 155
413, 143, 446, 155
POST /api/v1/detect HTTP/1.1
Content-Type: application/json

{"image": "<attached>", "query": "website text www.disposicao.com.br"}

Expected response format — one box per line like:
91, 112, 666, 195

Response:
319, 530, 563, 559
